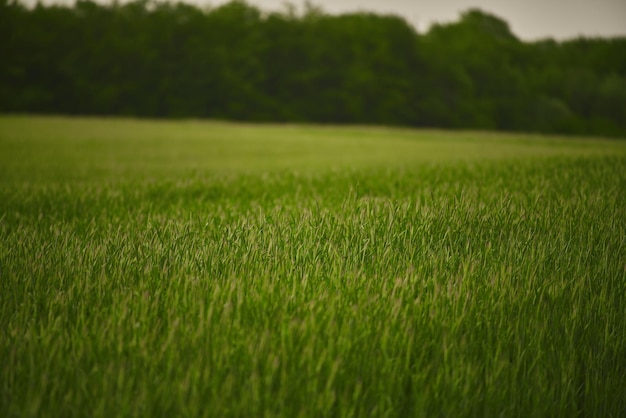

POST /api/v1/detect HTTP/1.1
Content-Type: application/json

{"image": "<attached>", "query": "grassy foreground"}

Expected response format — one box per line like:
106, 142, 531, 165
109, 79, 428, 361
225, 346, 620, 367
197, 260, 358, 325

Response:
1, 116, 625, 417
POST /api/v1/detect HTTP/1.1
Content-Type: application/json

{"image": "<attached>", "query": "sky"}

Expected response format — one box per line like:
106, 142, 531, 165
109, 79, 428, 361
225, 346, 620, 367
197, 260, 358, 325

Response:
197, 0, 626, 40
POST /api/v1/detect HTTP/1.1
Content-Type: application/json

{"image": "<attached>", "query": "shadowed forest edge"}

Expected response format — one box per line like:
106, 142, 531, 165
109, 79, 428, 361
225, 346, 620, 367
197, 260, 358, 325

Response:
1, 0, 625, 138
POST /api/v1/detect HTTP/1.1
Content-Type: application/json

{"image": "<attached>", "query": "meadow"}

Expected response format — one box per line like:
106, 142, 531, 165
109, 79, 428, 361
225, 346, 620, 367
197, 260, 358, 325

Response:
1, 115, 625, 417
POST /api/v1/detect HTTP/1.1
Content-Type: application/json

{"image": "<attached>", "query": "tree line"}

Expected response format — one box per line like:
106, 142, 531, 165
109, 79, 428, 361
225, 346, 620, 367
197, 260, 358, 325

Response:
2, 0, 625, 137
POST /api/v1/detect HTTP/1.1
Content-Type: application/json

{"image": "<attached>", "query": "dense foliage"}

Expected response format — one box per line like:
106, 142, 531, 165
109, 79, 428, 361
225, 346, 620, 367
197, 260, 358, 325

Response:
1, 0, 626, 136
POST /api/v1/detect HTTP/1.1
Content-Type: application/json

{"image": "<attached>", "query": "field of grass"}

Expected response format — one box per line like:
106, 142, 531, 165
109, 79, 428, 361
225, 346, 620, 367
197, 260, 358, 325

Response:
1, 115, 626, 417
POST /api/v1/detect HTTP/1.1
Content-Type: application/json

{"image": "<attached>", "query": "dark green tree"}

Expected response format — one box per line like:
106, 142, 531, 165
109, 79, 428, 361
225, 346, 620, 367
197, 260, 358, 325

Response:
1, 0, 625, 137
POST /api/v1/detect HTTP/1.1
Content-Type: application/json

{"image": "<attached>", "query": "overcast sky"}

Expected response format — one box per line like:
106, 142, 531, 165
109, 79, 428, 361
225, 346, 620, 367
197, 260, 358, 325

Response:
197, 0, 626, 40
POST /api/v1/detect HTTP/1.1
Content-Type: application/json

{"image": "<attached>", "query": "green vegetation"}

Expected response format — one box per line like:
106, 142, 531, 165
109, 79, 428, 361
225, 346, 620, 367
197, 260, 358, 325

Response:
2, 0, 626, 137
1, 116, 626, 417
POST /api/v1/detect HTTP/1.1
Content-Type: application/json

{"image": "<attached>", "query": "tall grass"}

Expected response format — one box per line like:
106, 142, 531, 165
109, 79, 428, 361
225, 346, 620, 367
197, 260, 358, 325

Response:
1, 116, 625, 417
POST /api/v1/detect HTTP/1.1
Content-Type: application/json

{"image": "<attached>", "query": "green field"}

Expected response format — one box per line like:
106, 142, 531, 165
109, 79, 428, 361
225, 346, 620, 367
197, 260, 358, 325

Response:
1, 116, 625, 417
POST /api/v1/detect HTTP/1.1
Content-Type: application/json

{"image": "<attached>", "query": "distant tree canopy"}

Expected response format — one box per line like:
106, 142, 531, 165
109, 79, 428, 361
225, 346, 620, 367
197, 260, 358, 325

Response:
2, 0, 626, 137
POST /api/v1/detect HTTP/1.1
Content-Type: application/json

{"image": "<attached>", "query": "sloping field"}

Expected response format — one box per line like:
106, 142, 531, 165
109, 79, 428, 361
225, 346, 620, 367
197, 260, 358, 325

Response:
1, 115, 622, 181
1, 116, 625, 417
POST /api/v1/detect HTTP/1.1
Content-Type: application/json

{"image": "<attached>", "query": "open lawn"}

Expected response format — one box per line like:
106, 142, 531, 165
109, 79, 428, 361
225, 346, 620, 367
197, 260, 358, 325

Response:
1, 116, 625, 417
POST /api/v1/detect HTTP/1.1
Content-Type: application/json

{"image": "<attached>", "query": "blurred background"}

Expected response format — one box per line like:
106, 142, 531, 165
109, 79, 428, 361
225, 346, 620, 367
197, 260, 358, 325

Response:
1, 0, 625, 137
